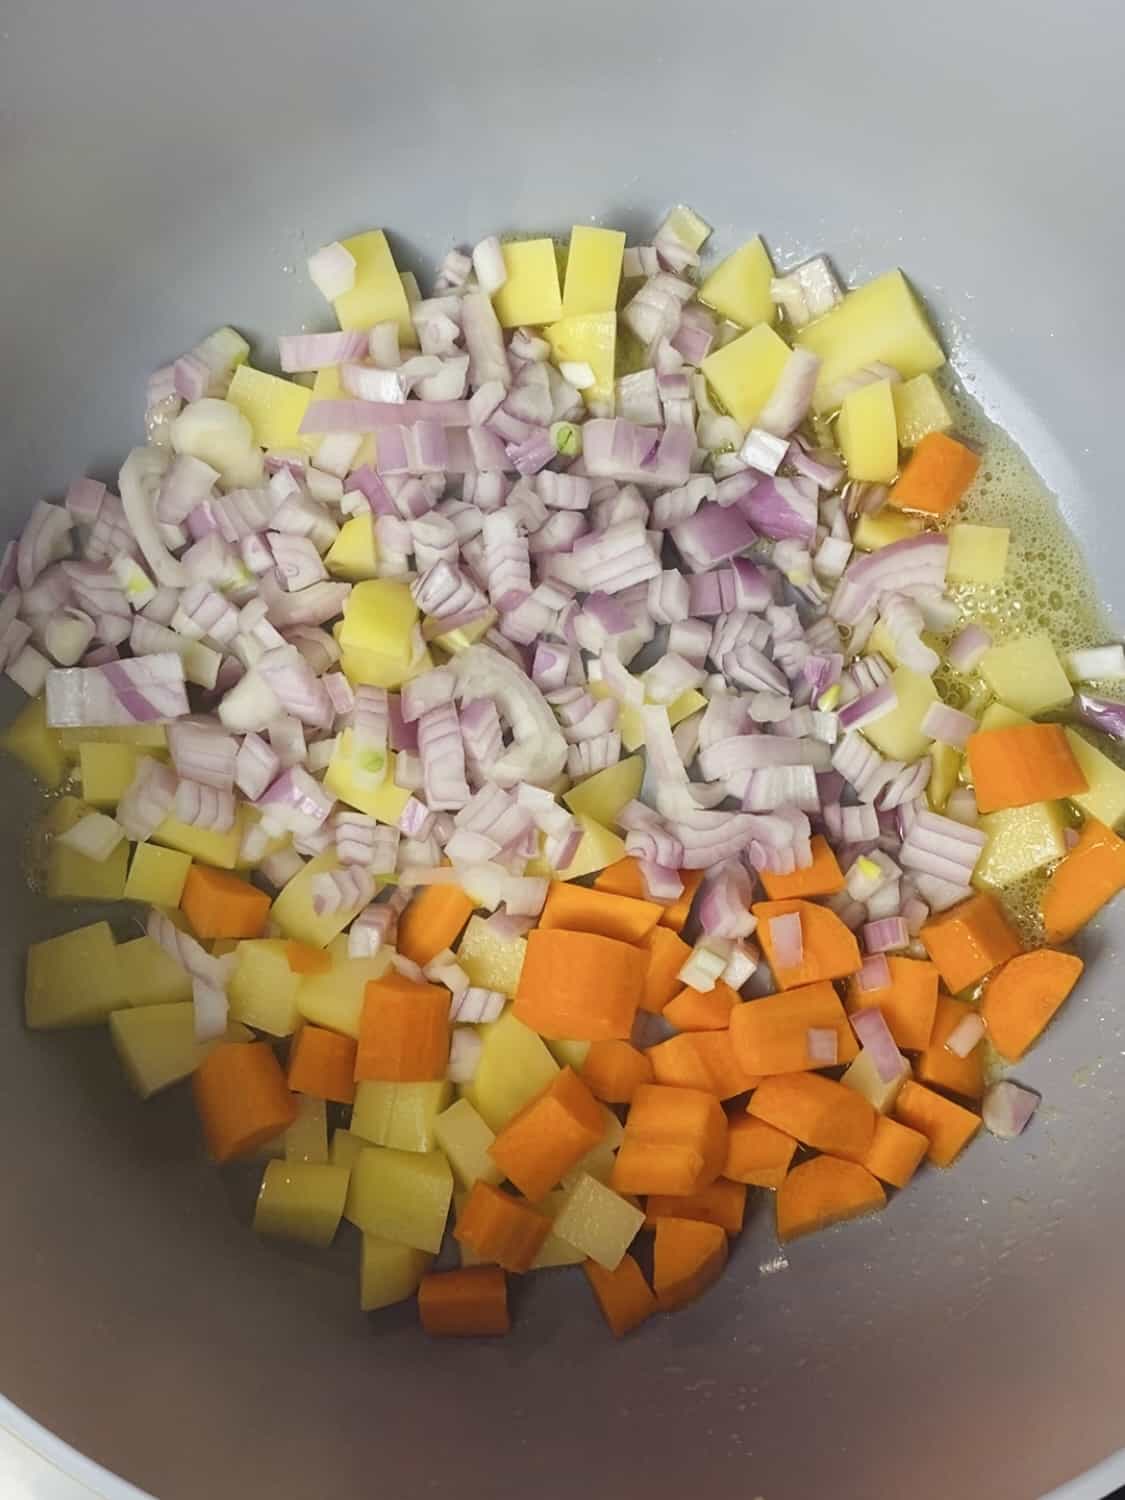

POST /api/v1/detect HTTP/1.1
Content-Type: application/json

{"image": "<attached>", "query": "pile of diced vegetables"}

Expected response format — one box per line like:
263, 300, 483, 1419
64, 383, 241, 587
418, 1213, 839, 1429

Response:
10, 204, 1125, 1339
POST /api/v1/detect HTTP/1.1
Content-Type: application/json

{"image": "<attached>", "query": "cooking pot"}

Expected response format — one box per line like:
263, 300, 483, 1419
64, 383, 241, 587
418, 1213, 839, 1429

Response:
2, 2, 1122, 1497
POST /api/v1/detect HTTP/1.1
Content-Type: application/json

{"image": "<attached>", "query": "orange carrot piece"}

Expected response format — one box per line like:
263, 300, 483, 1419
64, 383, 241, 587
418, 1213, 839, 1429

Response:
354, 973, 450, 1082
893, 1080, 980, 1166
652, 1217, 728, 1311
647, 1029, 759, 1100
747, 1072, 877, 1162
645, 1177, 747, 1235
919, 891, 1021, 994
1042, 818, 1125, 942
914, 994, 985, 1099
287, 1024, 358, 1104
980, 948, 1084, 1061
776, 1155, 886, 1242
845, 956, 940, 1052
861, 1115, 929, 1189
663, 979, 739, 1031
284, 940, 332, 975
513, 928, 645, 1040
966, 723, 1087, 814
594, 858, 703, 932
760, 836, 846, 900
192, 1041, 297, 1164
453, 1181, 551, 1273
180, 865, 270, 940
640, 926, 693, 1014
488, 1067, 604, 1200
752, 898, 862, 990
661, 869, 704, 933
889, 430, 980, 517
539, 880, 661, 945
581, 1039, 653, 1104
729, 980, 859, 1075
611, 1084, 727, 1197
723, 1115, 798, 1189
396, 883, 475, 967
583, 1254, 657, 1337
418, 1266, 509, 1336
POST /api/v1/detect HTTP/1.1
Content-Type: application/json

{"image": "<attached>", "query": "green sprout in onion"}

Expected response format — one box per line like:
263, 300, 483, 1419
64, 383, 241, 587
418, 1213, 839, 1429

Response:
550, 421, 582, 458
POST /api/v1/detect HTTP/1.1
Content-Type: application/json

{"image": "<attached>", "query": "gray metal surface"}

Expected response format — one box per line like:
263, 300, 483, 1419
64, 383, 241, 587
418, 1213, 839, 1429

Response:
1, 2, 1123, 1498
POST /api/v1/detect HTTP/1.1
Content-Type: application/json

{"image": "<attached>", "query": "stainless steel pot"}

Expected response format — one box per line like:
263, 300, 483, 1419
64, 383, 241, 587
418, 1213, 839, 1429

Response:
2, 3, 1122, 1497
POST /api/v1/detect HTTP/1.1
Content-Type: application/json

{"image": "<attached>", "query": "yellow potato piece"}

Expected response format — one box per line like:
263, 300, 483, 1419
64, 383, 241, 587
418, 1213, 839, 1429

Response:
254, 1160, 350, 1249
562, 226, 625, 317
701, 323, 791, 428
227, 364, 313, 451
862, 666, 938, 762
979, 633, 1072, 717
838, 378, 899, 483
893, 373, 953, 448
109, 1003, 252, 1098
546, 311, 616, 410
333, 229, 413, 342
698, 236, 775, 329
492, 239, 563, 328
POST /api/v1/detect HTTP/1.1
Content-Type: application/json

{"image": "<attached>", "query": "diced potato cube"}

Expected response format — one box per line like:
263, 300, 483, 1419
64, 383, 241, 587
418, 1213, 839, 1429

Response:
109, 1002, 252, 1097
893, 373, 953, 448
979, 634, 1073, 716
433, 1098, 502, 1189
0, 696, 66, 787
351, 1081, 453, 1152
271, 850, 372, 948
79, 742, 139, 807
123, 843, 192, 907
551, 814, 626, 881
25, 921, 120, 1029
296, 950, 393, 1038
795, 269, 945, 414
42, 795, 128, 903
57, 723, 167, 755
456, 913, 526, 998
459, 1007, 559, 1131
548, 1038, 592, 1071
973, 801, 1067, 890
1065, 729, 1125, 829
550, 1172, 645, 1271
344, 1146, 453, 1253
324, 513, 379, 582
228, 938, 303, 1035
324, 733, 411, 823
862, 667, 938, 762
701, 323, 792, 428
330, 1128, 367, 1173
947, 524, 1010, 584
338, 643, 433, 691
152, 807, 245, 869
563, 754, 643, 828
339, 580, 419, 665
561, 226, 625, 317
226, 364, 313, 451
115, 935, 193, 1008
841, 1048, 911, 1113
285, 1094, 329, 1164
978, 702, 1028, 733
698, 236, 775, 329
254, 1160, 349, 1249
492, 240, 563, 328
332, 229, 413, 342
852, 511, 924, 551
928, 742, 962, 812
545, 312, 616, 410
360, 1236, 432, 1311
530, 1189, 587, 1269
838, 379, 899, 483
